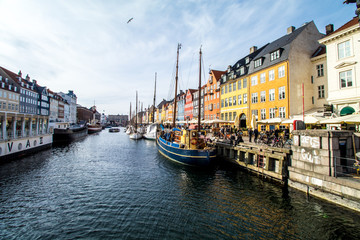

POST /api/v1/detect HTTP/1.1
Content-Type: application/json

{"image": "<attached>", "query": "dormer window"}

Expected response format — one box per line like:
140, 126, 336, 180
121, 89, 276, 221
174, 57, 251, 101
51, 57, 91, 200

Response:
240, 66, 245, 75
254, 58, 262, 68
245, 57, 250, 64
270, 49, 280, 61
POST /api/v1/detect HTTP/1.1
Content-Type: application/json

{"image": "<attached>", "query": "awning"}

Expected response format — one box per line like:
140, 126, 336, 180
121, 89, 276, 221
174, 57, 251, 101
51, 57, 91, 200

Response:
282, 116, 324, 124
340, 106, 355, 116
257, 118, 284, 124
320, 113, 360, 124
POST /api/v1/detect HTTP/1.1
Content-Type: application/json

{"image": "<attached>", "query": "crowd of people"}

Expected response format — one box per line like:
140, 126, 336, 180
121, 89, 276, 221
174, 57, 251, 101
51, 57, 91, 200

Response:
218, 125, 290, 146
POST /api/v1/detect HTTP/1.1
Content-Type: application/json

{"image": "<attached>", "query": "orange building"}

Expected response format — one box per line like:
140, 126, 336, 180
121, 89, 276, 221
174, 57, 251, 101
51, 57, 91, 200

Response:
204, 70, 225, 121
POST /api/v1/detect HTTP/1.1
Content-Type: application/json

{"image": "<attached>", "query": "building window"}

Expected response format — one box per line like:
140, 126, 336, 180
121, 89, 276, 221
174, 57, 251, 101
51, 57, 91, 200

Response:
229, 83, 232, 92
312, 96, 314, 104
260, 91, 266, 102
279, 86, 285, 100
261, 109, 266, 120
269, 70, 275, 81
225, 98, 228, 107
243, 78, 247, 88
238, 95, 242, 105
233, 112, 236, 121
221, 113, 224, 120
243, 94, 247, 104
251, 110, 258, 119
221, 99, 224, 108
270, 49, 280, 61
311, 76, 314, 84
340, 70, 352, 88
225, 84, 228, 93
254, 58, 262, 68
251, 93, 258, 104
228, 97, 232, 106
233, 96, 236, 106
316, 64, 324, 77
269, 89, 275, 101
279, 107, 286, 118
251, 76, 258, 86
238, 79, 242, 89
229, 112, 232, 121
338, 40, 351, 59
318, 85, 325, 99
278, 66, 285, 78
260, 73, 266, 83
233, 82, 236, 91
240, 66, 245, 75
269, 108, 276, 118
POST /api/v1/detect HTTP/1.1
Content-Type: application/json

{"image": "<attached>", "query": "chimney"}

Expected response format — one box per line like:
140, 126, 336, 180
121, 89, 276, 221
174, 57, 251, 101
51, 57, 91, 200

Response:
25, 74, 30, 80
287, 26, 295, 34
250, 46, 258, 54
32, 79, 37, 85
18, 70, 22, 77
325, 24, 334, 35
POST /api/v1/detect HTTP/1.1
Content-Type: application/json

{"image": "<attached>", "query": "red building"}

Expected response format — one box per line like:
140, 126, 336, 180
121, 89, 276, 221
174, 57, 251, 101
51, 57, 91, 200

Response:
184, 89, 196, 120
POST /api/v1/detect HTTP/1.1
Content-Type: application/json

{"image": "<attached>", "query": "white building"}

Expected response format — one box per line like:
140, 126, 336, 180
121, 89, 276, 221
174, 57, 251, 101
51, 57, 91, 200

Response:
59, 90, 77, 123
319, 17, 360, 116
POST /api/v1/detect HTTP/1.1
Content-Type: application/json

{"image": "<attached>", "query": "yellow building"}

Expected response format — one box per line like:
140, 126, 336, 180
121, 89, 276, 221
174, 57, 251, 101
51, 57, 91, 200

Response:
248, 22, 323, 131
220, 46, 267, 128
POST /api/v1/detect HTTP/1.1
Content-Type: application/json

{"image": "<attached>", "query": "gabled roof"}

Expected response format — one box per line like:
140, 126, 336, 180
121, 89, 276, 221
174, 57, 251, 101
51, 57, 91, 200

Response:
210, 70, 226, 80
249, 21, 321, 73
327, 16, 359, 37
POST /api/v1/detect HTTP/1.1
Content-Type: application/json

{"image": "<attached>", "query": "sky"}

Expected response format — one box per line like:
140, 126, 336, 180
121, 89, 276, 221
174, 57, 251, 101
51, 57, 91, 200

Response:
0, 0, 357, 115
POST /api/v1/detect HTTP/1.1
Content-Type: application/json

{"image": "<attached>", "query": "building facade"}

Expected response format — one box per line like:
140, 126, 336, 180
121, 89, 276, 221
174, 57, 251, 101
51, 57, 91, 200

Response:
319, 17, 360, 116
248, 22, 323, 130
204, 70, 224, 121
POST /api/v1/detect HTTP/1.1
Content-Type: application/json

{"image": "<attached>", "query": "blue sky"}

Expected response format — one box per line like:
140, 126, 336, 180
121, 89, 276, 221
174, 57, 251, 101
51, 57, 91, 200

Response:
0, 0, 357, 115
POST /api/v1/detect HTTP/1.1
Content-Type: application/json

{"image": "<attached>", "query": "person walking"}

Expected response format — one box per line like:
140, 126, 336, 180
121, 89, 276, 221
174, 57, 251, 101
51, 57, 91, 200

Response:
248, 128, 253, 142
254, 128, 259, 143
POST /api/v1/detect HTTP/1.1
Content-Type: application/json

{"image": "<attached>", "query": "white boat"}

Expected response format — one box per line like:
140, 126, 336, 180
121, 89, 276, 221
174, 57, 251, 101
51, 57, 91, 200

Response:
129, 131, 143, 140
144, 123, 157, 140
129, 91, 143, 140
126, 126, 133, 135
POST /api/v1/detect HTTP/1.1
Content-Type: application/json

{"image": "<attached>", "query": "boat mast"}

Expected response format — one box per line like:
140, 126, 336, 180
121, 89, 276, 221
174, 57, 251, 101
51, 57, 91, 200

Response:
129, 102, 132, 125
135, 91, 138, 132
153, 72, 156, 123
173, 43, 181, 128
197, 47, 202, 132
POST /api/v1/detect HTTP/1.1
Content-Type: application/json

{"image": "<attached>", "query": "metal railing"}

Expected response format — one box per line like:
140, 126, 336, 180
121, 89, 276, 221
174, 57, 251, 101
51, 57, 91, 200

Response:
334, 156, 360, 178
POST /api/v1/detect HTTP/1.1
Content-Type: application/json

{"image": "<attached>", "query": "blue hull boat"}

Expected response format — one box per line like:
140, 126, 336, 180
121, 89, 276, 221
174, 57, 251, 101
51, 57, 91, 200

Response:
156, 134, 217, 166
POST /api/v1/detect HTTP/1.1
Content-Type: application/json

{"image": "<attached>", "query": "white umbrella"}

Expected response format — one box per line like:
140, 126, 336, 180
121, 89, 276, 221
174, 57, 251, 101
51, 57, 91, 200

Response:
320, 114, 360, 124
250, 114, 257, 128
283, 116, 323, 124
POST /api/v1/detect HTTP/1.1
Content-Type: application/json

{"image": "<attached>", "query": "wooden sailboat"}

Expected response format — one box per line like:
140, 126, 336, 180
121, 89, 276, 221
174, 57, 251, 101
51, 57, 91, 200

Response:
156, 44, 216, 166
130, 91, 143, 140
144, 72, 157, 140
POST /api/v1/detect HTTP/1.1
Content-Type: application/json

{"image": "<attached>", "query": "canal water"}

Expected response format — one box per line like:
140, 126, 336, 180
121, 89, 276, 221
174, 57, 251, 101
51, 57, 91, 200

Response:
1, 129, 360, 240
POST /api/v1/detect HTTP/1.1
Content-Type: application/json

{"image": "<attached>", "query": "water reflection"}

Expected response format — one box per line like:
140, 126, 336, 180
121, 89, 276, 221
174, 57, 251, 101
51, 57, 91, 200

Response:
0, 130, 360, 239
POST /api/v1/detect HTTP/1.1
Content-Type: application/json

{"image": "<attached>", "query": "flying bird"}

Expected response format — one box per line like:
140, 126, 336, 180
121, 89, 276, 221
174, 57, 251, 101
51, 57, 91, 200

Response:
127, 18, 133, 24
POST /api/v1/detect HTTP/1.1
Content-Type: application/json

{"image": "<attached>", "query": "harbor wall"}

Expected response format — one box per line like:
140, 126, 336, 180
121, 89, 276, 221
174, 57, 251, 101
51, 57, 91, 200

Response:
289, 130, 360, 211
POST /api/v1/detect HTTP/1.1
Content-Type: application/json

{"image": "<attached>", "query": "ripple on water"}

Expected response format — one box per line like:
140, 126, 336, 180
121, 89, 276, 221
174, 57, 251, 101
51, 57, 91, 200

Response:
1, 130, 360, 239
